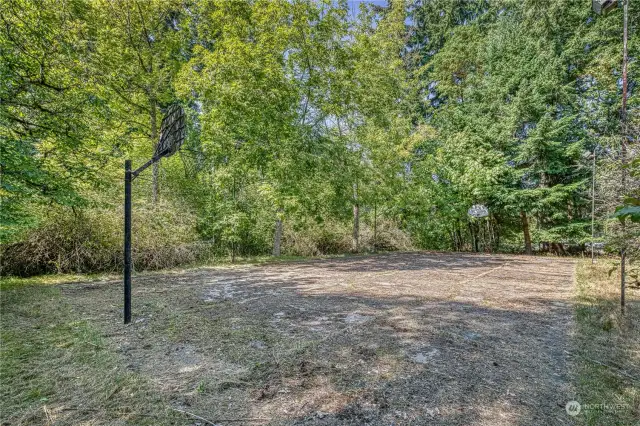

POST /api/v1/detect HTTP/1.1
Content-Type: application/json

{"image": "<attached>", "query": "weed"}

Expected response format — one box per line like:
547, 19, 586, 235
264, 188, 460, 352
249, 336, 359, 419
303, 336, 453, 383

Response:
573, 260, 640, 425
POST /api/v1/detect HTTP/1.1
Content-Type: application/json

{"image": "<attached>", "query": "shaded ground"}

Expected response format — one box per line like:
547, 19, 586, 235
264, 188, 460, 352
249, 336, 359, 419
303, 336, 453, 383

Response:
3, 252, 580, 425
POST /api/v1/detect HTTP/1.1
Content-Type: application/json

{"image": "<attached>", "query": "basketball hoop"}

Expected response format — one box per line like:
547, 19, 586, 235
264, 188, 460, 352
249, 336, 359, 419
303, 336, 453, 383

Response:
468, 204, 489, 218
156, 104, 186, 158
123, 104, 186, 324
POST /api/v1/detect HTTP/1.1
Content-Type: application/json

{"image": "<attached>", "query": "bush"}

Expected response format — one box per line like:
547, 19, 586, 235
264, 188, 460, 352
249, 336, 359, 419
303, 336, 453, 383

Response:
1, 201, 414, 277
1, 202, 207, 277
359, 218, 414, 252
283, 220, 352, 256
282, 217, 412, 256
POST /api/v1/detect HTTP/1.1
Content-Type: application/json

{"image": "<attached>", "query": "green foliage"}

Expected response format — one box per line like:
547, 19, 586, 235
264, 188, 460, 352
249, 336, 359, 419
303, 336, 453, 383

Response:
614, 201, 640, 223
1, 0, 637, 276
614, 157, 640, 223
0, 0, 104, 242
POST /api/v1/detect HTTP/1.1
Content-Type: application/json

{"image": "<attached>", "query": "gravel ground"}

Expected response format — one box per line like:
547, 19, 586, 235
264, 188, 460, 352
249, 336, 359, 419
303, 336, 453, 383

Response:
61, 252, 578, 425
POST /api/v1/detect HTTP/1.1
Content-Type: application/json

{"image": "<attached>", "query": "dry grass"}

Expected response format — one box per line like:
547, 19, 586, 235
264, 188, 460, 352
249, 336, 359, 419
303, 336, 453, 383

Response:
1, 252, 609, 425
0, 284, 178, 425
0, 202, 205, 277
572, 260, 640, 425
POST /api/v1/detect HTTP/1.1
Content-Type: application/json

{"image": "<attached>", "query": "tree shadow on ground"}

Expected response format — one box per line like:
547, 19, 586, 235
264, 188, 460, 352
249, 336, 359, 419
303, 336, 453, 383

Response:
61, 252, 577, 425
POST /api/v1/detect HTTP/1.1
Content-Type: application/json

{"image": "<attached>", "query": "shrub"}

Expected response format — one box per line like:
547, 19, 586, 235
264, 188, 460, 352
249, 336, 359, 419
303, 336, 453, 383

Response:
1, 201, 206, 277
282, 217, 412, 256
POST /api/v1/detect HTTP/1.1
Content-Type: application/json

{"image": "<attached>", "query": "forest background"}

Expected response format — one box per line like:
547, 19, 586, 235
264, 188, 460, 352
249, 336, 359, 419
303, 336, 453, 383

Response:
1, 0, 639, 278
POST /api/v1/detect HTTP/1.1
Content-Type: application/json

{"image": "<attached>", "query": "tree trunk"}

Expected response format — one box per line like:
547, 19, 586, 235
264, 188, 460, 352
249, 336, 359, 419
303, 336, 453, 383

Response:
352, 203, 360, 252
493, 216, 501, 252
468, 221, 478, 252
273, 214, 283, 257
520, 210, 532, 255
231, 242, 235, 263
455, 220, 463, 251
352, 183, 359, 252
620, 0, 629, 313
373, 202, 377, 252
621, 248, 626, 314
150, 98, 159, 203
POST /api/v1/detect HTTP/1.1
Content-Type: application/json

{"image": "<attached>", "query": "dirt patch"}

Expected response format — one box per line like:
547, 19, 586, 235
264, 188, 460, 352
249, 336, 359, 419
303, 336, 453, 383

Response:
54, 252, 577, 425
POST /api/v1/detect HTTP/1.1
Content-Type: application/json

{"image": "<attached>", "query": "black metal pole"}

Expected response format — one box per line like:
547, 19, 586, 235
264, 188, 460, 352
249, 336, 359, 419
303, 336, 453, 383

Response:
124, 159, 132, 324
591, 150, 596, 264
620, 0, 629, 314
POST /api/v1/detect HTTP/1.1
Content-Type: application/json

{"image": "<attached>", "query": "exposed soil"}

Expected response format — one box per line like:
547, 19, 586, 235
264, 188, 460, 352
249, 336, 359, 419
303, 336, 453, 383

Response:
60, 252, 578, 425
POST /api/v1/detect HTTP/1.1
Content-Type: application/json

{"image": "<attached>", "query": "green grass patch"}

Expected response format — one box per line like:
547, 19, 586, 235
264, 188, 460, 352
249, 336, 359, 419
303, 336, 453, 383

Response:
0, 284, 172, 424
0, 272, 118, 290
573, 260, 640, 425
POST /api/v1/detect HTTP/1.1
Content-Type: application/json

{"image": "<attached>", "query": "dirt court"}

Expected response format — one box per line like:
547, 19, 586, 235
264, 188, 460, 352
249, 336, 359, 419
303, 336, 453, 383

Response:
61, 252, 577, 425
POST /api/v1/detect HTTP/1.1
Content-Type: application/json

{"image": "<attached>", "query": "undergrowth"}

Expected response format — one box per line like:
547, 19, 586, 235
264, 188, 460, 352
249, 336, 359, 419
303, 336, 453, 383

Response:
573, 260, 640, 425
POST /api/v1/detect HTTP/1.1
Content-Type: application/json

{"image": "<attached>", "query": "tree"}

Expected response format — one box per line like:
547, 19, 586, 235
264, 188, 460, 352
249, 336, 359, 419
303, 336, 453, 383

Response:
89, 0, 188, 202
406, 0, 591, 253
176, 0, 327, 256
0, 0, 102, 242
